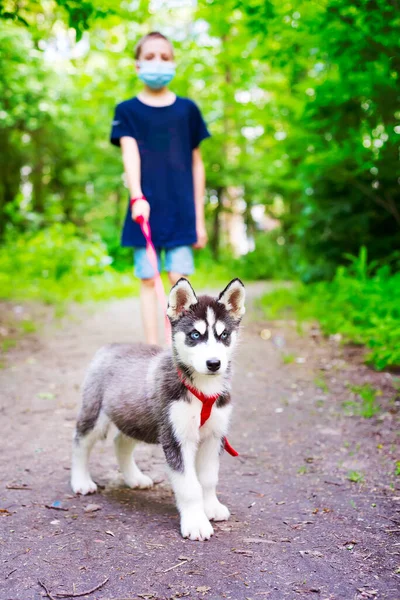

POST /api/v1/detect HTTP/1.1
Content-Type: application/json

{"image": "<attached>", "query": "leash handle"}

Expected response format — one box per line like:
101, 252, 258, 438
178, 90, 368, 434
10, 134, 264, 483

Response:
130, 195, 147, 209
135, 215, 172, 345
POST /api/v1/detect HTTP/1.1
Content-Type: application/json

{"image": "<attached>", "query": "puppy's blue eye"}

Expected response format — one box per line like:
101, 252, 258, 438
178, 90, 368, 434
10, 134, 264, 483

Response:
221, 331, 229, 340
190, 330, 200, 340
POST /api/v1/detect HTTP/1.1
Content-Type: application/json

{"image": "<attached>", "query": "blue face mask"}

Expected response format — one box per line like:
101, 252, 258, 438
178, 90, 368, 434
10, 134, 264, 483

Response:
138, 61, 176, 89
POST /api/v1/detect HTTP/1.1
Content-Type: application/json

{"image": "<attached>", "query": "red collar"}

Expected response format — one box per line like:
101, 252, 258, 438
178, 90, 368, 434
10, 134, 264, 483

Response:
177, 369, 238, 457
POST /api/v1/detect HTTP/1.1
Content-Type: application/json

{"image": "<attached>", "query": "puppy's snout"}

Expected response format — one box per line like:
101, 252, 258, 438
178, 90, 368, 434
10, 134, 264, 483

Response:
206, 358, 221, 372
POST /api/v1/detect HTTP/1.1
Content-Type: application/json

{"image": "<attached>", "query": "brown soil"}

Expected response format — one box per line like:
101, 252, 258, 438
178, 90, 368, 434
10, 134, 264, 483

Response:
0, 285, 399, 600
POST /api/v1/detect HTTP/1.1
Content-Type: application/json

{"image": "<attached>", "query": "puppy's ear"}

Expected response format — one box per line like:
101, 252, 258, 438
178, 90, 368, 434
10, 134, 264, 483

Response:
167, 278, 198, 321
218, 278, 246, 321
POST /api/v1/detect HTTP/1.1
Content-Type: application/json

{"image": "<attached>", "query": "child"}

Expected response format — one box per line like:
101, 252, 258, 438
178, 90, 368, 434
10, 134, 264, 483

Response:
110, 31, 210, 345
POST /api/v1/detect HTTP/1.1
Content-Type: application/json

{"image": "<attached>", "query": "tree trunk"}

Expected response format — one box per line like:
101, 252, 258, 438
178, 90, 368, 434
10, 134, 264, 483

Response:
0, 130, 23, 239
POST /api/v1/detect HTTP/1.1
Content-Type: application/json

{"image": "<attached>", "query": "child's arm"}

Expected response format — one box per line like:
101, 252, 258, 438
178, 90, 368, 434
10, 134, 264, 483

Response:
120, 136, 150, 221
192, 148, 207, 249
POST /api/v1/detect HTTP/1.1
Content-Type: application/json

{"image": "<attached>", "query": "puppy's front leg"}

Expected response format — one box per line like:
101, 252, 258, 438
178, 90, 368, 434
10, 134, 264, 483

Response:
196, 435, 230, 522
163, 402, 213, 541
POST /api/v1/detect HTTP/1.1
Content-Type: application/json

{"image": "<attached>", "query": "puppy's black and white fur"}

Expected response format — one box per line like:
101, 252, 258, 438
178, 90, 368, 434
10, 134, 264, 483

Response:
71, 278, 245, 541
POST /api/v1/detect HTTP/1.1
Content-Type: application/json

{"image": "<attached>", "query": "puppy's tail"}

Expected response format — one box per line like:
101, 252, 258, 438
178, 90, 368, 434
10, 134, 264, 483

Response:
75, 352, 106, 438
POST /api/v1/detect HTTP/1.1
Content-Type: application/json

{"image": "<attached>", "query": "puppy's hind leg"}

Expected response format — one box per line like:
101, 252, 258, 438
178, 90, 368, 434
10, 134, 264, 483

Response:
114, 432, 153, 489
71, 428, 99, 495
71, 412, 109, 495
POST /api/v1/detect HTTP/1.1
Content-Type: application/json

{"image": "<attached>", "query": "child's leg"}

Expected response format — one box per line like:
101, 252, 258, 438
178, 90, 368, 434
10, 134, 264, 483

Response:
166, 246, 194, 287
134, 247, 161, 345
140, 278, 158, 344
168, 272, 185, 286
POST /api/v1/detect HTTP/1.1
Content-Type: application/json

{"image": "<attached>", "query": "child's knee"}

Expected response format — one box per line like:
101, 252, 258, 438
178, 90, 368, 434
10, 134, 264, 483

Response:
168, 272, 185, 286
141, 277, 156, 289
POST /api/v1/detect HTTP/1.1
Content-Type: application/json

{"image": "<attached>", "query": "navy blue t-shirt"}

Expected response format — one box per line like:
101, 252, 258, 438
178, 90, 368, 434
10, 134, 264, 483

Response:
110, 96, 211, 248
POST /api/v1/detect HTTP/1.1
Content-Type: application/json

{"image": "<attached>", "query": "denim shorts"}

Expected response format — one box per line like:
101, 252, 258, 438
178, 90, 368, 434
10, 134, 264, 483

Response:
133, 245, 194, 279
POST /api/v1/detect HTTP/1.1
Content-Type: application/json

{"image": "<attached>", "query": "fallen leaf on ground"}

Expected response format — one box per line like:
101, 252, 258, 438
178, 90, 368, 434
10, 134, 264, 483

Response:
260, 329, 271, 340
196, 586, 211, 593
6, 483, 31, 490
84, 503, 101, 512
37, 392, 55, 400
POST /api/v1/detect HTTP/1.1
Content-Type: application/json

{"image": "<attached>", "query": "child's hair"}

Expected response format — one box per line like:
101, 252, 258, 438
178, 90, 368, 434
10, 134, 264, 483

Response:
135, 31, 174, 60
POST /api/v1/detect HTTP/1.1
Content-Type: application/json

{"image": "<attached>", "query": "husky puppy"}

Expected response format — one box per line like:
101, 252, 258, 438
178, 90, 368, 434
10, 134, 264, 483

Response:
71, 278, 245, 541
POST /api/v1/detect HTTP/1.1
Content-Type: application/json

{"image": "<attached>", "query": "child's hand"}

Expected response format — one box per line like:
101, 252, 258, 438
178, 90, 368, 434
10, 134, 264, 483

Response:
132, 199, 150, 222
193, 221, 208, 249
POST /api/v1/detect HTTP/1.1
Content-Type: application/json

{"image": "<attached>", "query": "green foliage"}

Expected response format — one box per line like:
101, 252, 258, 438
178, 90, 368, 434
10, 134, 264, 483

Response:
347, 471, 364, 484
261, 248, 400, 370
0, 224, 139, 304
20, 319, 37, 333
0, 0, 399, 310
191, 247, 238, 290
2, 338, 16, 351
282, 353, 296, 365
227, 232, 293, 281
234, 0, 400, 281
0, 0, 118, 39
343, 384, 381, 419
314, 376, 329, 394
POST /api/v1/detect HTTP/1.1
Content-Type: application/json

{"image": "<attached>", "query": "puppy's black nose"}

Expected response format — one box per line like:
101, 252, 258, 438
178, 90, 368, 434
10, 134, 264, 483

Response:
206, 358, 221, 372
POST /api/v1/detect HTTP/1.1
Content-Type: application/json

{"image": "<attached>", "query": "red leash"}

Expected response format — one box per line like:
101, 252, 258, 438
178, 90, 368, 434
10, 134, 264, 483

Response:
177, 370, 239, 457
135, 214, 172, 345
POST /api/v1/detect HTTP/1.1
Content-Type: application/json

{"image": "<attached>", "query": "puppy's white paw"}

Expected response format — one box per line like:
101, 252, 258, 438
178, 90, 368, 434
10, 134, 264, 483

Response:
71, 476, 98, 495
181, 511, 214, 541
125, 473, 154, 489
204, 498, 230, 521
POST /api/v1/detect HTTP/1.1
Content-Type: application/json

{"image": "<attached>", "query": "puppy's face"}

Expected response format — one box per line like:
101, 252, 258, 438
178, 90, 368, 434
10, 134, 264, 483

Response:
167, 279, 245, 377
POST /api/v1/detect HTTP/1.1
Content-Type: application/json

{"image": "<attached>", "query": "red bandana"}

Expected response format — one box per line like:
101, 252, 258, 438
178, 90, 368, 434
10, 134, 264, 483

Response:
177, 370, 239, 457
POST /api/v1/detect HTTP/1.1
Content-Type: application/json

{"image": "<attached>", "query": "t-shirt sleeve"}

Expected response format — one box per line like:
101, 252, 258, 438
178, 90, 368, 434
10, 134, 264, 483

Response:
190, 102, 211, 149
110, 103, 137, 147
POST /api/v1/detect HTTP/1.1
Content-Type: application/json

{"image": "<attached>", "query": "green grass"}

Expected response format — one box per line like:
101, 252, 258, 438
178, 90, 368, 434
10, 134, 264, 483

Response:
314, 375, 329, 393
347, 471, 365, 483
20, 319, 37, 334
342, 384, 381, 419
2, 339, 17, 352
351, 384, 381, 418
282, 353, 296, 364
260, 248, 400, 371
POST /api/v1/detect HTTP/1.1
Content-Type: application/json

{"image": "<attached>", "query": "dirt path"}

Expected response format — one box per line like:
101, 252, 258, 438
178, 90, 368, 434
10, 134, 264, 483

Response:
1, 285, 399, 600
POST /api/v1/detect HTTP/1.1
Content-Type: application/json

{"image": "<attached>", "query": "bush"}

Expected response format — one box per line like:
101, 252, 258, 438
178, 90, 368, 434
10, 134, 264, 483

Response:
260, 248, 400, 370
229, 231, 293, 281
0, 224, 139, 304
